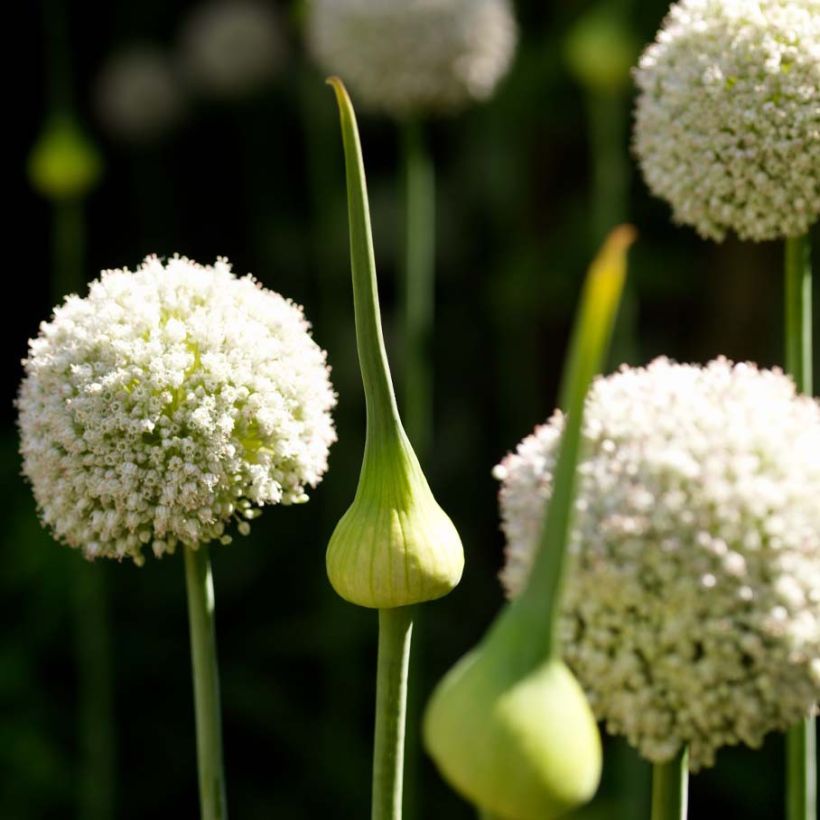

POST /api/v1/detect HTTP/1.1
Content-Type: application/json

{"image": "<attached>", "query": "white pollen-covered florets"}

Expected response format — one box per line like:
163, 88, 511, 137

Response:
633, 0, 820, 241
18, 256, 337, 565
496, 358, 820, 769
179, 0, 285, 99
307, 0, 518, 117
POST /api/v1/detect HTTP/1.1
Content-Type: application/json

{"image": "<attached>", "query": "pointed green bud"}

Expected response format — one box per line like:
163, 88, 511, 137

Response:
326, 77, 464, 608
424, 228, 634, 818
28, 116, 102, 201
424, 610, 601, 820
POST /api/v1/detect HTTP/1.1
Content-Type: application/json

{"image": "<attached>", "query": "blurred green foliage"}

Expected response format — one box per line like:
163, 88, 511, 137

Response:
7, 0, 818, 818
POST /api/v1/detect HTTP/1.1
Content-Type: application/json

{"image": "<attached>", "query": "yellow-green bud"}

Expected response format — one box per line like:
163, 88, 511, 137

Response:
327, 428, 463, 608
28, 116, 102, 201
564, 6, 639, 94
326, 77, 464, 609
424, 611, 601, 820
424, 228, 633, 819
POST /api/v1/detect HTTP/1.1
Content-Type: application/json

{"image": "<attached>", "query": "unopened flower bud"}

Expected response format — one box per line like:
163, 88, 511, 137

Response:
28, 117, 102, 201
326, 77, 464, 608
424, 610, 601, 819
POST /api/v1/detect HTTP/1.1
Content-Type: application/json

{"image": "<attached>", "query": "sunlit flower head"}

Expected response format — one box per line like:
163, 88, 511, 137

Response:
497, 358, 820, 769
633, 0, 820, 241
94, 46, 185, 144
307, 0, 518, 117
18, 256, 337, 564
179, 0, 286, 99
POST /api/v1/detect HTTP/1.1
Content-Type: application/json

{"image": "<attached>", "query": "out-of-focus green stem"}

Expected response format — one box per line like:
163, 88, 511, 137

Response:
184, 545, 228, 820
52, 184, 116, 820
54, 200, 85, 297
784, 233, 815, 820
401, 120, 435, 457
587, 89, 638, 368
372, 607, 414, 820
73, 566, 115, 820
651, 747, 688, 820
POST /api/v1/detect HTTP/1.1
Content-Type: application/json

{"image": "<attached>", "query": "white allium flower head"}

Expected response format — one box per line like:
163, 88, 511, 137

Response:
633, 0, 820, 241
496, 358, 820, 769
307, 0, 518, 117
18, 256, 337, 565
179, 0, 285, 99
94, 46, 185, 143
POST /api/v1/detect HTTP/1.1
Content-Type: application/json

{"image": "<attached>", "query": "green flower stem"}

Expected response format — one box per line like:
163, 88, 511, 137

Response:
785, 234, 813, 394
784, 233, 816, 820
651, 747, 689, 820
587, 89, 639, 369
52, 179, 115, 820
54, 199, 85, 298
73, 566, 115, 820
401, 120, 435, 456
372, 607, 415, 820
787, 720, 817, 820
184, 545, 228, 820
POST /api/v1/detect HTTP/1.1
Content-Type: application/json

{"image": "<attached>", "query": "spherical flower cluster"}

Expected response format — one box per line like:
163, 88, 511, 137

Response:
18, 256, 336, 564
496, 358, 820, 769
179, 0, 285, 99
307, 0, 518, 118
633, 0, 820, 241
95, 46, 185, 143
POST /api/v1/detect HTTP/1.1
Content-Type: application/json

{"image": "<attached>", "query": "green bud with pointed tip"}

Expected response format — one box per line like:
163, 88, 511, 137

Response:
424, 609, 601, 820
326, 77, 464, 609
424, 228, 635, 819
28, 116, 102, 201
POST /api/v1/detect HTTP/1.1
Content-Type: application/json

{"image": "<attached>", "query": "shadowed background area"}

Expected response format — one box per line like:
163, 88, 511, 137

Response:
6, 0, 818, 818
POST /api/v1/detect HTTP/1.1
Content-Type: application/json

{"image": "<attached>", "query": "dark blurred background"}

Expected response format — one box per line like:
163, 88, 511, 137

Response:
7, 0, 818, 818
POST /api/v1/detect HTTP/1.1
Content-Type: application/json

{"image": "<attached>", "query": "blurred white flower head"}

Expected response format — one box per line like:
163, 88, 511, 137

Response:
633, 0, 820, 241
496, 358, 820, 769
307, 0, 518, 117
17, 256, 337, 564
94, 46, 185, 144
179, 0, 286, 99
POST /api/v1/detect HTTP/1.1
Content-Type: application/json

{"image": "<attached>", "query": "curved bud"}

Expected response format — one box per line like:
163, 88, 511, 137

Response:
28, 116, 102, 201
424, 611, 601, 819
326, 77, 464, 608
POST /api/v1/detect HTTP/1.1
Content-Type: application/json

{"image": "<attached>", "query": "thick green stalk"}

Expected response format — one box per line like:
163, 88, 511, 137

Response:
184, 545, 228, 820
787, 720, 817, 820
784, 233, 815, 820
651, 747, 689, 820
785, 235, 813, 394
401, 120, 435, 456
372, 607, 414, 820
